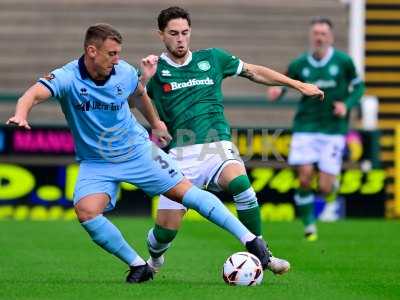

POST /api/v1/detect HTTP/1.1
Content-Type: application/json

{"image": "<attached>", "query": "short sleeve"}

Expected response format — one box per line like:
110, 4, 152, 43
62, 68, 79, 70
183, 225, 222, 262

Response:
129, 65, 140, 95
146, 77, 155, 99
38, 67, 71, 99
345, 57, 362, 86
287, 60, 299, 80
212, 48, 243, 78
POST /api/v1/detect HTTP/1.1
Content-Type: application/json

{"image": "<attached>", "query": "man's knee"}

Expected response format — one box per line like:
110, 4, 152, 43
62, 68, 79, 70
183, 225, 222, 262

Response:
75, 206, 99, 222
163, 178, 193, 203
319, 172, 337, 195
218, 163, 246, 191
299, 178, 312, 189
319, 181, 333, 195
298, 165, 314, 189
156, 209, 185, 230
74, 193, 109, 222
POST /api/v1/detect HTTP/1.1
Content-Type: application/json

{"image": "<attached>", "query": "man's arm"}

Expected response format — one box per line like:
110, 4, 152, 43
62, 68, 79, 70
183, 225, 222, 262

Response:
333, 81, 365, 117
139, 55, 159, 87
240, 63, 324, 99
128, 54, 163, 127
129, 82, 160, 128
342, 57, 365, 111
333, 56, 365, 117
344, 81, 365, 110
128, 54, 171, 147
129, 83, 171, 147
6, 83, 52, 129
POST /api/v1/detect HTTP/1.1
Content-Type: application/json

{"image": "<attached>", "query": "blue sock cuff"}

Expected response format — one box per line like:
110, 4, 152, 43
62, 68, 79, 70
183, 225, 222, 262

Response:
81, 215, 106, 231
182, 186, 198, 208
182, 185, 250, 242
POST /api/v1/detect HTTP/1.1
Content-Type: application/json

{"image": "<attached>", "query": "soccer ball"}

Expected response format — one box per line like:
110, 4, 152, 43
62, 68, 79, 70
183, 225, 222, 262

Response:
222, 252, 263, 286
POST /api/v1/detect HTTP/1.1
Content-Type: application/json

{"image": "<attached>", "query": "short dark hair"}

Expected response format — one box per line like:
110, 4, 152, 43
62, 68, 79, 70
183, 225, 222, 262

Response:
84, 23, 123, 48
158, 6, 191, 31
310, 16, 334, 29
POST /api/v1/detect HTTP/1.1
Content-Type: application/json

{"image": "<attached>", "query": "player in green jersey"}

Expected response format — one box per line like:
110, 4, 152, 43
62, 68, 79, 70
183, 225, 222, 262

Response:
144, 6, 324, 274
268, 17, 365, 241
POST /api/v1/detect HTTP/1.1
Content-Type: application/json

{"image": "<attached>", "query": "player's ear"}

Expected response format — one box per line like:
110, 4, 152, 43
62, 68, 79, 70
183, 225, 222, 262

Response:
86, 45, 97, 58
158, 30, 165, 42
329, 31, 334, 44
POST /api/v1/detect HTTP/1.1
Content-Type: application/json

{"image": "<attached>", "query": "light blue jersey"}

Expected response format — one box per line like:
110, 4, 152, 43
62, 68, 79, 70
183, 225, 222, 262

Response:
39, 56, 149, 162
39, 56, 183, 210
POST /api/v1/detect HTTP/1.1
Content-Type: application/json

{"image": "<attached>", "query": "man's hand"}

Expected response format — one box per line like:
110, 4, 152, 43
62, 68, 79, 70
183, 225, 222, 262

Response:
267, 87, 283, 101
296, 82, 324, 100
333, 101, 347, 117
151, 120, 172, 148
140, 55, 159, 85
6, 115, 31, 130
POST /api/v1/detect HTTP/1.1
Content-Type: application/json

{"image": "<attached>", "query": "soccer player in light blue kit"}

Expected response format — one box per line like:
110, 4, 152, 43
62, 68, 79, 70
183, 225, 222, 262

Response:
7, 23, 271, 283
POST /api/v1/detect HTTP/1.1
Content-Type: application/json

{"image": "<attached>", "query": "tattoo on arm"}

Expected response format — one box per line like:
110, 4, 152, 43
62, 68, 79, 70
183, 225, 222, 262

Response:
239, 66, 256, 81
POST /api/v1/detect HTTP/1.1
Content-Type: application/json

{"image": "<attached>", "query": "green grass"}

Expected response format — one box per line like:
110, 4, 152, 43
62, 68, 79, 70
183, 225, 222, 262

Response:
1, 219, 399, 300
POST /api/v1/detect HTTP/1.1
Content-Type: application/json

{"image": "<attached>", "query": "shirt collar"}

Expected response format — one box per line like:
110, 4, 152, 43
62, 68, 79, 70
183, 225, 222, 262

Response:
160, 51, 192, 68
78, 55, 116, 85
307, 47, 334, 68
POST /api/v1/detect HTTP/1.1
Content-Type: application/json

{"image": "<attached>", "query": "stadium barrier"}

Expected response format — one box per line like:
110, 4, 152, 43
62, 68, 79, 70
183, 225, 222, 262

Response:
0, 125, 386, 221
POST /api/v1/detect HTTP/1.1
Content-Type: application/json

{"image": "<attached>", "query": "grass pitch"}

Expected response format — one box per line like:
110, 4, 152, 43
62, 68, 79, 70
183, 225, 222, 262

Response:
1, 218, 399, 300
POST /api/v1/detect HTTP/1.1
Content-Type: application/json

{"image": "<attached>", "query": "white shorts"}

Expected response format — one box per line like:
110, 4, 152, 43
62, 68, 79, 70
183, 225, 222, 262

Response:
158, 141, 243, 210
288, 133, 345, 175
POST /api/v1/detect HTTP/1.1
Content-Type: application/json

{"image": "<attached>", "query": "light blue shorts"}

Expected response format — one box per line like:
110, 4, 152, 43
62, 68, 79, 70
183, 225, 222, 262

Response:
73, 142, 183, 212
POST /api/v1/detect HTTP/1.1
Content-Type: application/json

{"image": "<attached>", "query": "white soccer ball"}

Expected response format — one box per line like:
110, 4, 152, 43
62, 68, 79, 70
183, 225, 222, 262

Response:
222, 252, 264, 286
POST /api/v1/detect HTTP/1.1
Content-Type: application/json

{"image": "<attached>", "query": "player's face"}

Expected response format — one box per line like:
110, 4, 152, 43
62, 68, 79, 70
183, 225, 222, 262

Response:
309, 23, 333, 53
159, 18, 191, 59
92, 38, 121, 78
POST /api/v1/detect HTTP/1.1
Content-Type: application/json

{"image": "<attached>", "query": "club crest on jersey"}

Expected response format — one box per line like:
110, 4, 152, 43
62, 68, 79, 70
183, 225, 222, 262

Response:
302, 67, 310, 78
114, 84, 124, 96
197, 61, 211, 71
161, 70, 171, 77
329, 65, 339, 76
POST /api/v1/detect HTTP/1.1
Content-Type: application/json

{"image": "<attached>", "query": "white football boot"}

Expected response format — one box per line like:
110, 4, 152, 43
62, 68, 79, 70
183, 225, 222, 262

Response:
267, 256, 291, 275
146, 255, 165, 273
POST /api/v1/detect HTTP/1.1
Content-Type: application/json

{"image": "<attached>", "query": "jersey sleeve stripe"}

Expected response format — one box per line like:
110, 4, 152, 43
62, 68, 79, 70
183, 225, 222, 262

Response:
38, 79, 55, 97
132, 78, 139, 95
350, 77, 362, 86
233, 60, 244, 77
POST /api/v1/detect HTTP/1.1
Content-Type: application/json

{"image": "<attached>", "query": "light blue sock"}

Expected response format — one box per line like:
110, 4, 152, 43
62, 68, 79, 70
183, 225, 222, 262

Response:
182, 186, 255, 244
81, 215, 138, 265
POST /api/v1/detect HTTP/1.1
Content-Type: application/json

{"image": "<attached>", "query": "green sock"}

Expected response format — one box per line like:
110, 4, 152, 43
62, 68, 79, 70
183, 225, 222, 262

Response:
147, 224, 178, 258
237, 206, 262, 236
294, 188, 315, 227
153, 224, 177, 243
228, 175, 262, 236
